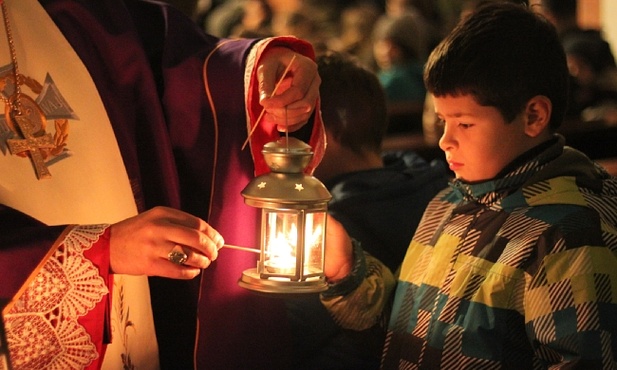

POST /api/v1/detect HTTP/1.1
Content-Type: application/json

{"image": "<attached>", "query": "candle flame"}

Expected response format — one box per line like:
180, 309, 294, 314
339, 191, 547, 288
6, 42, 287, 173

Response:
264, 214, 324, 273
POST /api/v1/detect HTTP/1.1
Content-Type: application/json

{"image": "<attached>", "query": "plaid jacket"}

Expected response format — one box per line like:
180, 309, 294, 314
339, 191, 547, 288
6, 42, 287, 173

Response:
381, 136, 617, 369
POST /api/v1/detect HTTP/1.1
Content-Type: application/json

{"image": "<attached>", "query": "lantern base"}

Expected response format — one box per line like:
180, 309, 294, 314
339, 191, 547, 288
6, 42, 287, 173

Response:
238, 268, 328, 294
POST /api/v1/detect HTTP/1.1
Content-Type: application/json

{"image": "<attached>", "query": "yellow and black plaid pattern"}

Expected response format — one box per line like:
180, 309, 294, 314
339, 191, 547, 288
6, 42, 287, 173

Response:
382, 140, 617, 369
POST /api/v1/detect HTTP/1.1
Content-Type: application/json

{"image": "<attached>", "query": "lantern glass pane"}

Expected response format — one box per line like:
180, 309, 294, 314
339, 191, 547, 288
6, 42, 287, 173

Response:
263, 210, 298, 275
304, 211, 325, 275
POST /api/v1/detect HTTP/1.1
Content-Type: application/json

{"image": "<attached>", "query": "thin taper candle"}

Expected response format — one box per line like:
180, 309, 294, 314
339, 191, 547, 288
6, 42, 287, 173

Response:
241, 54, 297, 150
221, 244, 261, 254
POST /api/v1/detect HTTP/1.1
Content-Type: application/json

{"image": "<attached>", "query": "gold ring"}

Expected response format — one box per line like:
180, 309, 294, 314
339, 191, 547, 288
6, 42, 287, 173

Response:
168, 246, 188, 265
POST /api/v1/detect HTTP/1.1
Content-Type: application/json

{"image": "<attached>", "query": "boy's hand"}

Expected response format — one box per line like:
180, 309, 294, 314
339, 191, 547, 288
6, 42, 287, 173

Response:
324, 215, 354, 283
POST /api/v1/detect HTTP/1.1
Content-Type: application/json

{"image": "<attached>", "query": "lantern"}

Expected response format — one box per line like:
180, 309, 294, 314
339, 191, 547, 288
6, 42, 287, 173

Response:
239, 137, 331, 294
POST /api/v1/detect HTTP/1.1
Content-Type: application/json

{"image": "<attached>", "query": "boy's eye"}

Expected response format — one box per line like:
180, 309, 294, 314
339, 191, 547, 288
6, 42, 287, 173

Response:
459, 122, 473, 128
435, 118, 445, 128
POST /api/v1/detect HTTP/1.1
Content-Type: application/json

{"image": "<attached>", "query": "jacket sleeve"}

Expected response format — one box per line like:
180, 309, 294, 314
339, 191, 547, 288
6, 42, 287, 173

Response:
320, 240, 397, 331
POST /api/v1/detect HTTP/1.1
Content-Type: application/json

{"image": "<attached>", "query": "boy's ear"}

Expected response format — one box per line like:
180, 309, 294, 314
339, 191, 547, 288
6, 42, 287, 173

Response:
523, 95, 552, 137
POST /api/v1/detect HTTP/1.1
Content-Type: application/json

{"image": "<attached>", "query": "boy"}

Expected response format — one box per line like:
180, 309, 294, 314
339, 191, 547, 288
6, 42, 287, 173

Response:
323, 2, 617, 368
288, 51, 449, 369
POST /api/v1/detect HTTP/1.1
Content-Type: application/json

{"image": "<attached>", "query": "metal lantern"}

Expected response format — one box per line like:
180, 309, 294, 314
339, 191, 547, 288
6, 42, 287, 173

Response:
239, 137, 331, 294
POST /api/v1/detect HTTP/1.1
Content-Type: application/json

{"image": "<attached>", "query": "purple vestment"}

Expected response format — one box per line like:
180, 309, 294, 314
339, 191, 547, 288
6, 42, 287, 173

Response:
1, 0, 324, 369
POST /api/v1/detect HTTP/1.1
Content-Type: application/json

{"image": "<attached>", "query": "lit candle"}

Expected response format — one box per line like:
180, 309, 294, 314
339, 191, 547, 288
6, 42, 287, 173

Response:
265, 229, 297, 274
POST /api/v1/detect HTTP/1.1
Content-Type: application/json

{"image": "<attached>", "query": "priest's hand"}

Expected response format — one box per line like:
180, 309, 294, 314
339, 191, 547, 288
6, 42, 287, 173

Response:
257, 46, 320, 132
324, 215, 354, 283
109, 206, 225, 279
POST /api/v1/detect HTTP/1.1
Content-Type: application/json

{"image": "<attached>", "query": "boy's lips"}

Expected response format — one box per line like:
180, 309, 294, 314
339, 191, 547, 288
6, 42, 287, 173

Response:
448, 161, 463, 171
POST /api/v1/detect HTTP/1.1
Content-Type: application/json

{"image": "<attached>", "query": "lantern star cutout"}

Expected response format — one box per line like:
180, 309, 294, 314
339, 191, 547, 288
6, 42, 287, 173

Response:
295, 183, 304, 191
258, 182, 267, 189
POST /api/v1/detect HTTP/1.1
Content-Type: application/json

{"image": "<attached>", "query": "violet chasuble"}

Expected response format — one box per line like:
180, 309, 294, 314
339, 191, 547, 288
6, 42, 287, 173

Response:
0, 0, 325, 369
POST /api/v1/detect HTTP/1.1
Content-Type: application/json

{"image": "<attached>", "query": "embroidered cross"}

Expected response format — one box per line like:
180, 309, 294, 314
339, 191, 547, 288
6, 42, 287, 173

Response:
7, 114, 54, 179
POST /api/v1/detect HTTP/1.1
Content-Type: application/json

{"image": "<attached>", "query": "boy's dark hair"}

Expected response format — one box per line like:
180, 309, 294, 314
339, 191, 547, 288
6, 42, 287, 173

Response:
424, 2, 569, 129
317, 51, 388, 154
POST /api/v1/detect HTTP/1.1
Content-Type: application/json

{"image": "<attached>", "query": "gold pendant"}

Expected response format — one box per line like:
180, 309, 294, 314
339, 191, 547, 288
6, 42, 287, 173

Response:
5, 94, 54, 179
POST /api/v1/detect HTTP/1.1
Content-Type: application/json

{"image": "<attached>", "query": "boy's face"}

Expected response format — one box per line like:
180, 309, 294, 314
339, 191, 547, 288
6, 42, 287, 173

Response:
434, 94, 533, 182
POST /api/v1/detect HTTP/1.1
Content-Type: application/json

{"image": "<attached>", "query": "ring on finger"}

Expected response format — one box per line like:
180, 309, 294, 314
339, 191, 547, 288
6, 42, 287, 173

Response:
167, 245, 188, 265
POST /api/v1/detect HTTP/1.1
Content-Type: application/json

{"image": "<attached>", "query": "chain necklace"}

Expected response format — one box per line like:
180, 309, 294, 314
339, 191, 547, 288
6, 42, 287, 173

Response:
1, 0, 22, 115
1, 0, 54, 179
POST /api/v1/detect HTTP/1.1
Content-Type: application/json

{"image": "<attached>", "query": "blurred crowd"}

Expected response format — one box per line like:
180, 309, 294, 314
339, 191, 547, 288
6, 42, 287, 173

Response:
172, 0, 617, 137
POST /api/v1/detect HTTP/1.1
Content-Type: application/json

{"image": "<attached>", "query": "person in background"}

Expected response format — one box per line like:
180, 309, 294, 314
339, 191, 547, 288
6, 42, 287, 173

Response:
371, 0, 442, 136
534, 0, 590, 41
322, 2, 617, 368
286, 51, 449, 370
534, 0, 617, 122
327, 2, 382, 70
562, 31, 617, 125
0, 0, 324, 369
372, 13, 428, 134
198, 0, 245, 37
314, 51, 449, 271
270, 6, 331, 55
231, 0, 274, 38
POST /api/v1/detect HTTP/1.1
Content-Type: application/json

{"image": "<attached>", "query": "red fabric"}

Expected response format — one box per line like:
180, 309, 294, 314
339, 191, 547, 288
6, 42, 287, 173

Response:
75, 228, 112, 370
0, 221, 112, 370
247, 36, 326, 176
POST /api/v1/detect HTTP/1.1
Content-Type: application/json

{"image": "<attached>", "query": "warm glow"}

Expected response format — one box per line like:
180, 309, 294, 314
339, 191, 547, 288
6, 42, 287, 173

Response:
263, 212, 324, 275
265, 212, 297, 273
266, 228, 297, 271
304, 222, 323, 267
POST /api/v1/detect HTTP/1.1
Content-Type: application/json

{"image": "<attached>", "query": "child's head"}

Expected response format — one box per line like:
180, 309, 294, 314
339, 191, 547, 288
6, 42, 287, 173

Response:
317, 51, 388, 155
424, 1, 569, 131
314, 51, 388, 181
372, 14, 424, 70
